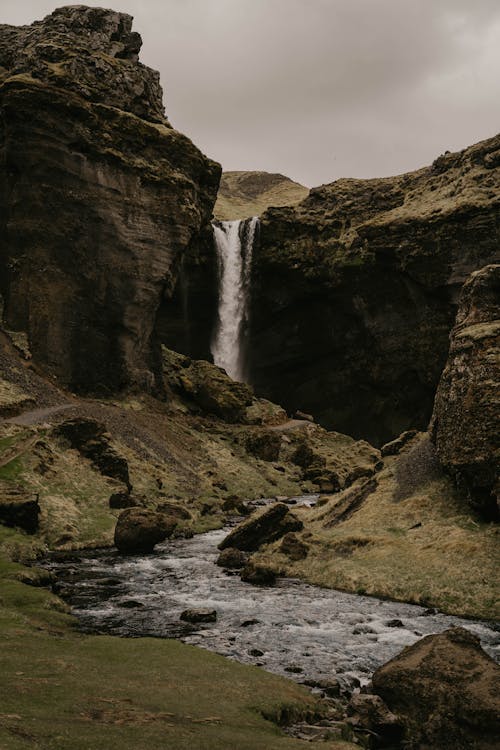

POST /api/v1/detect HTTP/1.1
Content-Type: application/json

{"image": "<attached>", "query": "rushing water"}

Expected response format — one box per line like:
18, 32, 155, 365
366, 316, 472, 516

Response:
211, 217, 259, 382
48, 502, 499, 691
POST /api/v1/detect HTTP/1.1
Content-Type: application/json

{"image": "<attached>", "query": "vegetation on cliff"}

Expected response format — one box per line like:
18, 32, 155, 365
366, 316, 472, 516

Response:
214, 171, 309, 221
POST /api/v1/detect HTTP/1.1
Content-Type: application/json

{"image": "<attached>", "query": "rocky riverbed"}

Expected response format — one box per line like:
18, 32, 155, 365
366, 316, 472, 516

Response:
48, 502, 500, 693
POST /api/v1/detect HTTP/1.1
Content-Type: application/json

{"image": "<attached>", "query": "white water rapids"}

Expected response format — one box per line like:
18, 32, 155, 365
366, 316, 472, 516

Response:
211, 217, 259, 382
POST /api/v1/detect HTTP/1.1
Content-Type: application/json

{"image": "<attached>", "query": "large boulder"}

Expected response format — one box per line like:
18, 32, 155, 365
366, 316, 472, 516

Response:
218, 502, 303, 552
0, 484, 40, 533
0, 7, 220, 395
372, 627, 500, 750
114, 508, 176, 554
431, 265, 500, 521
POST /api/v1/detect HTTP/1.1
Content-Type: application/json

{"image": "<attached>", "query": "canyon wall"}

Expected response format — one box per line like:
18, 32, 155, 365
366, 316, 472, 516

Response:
249, 135, 500, 444
0, 6, 220, 394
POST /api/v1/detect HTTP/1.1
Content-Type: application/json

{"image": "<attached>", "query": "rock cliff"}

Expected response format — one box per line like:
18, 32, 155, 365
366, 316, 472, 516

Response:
431, 264, 499, 521
0, 6, 221, 395
249, 135, 500, 444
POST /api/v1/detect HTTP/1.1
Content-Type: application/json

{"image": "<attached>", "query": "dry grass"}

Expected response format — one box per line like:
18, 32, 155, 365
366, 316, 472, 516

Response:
215, 171, 309, 220
257, 434, 500, 619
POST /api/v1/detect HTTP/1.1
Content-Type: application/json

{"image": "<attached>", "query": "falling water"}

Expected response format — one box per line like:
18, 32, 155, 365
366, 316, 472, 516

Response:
211, 217, 259, 381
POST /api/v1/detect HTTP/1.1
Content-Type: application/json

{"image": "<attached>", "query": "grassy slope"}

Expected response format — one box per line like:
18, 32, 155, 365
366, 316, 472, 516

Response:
0, 531, 355, 750
214, 171, 309, 220
256, 434, 500, 620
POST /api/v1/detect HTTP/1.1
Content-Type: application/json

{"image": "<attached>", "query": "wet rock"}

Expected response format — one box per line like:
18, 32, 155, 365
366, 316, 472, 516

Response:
249, 648, 264, 657
385, 619, 404, 628
372, 627, 500, 750
218, 502, 303, 552
180, 609, 217, 624
0, 486, 40, 533
119, 600, 144, 609
114, 508, 176, 554
285, 665, 303, 674
240, 619, 261, 627
216, 547, 247, 569
431, 265, 500, 521
278, 532, 309, 560
347, 693, 404, 747
303, 678, 341, 698
240, 562, 276, 586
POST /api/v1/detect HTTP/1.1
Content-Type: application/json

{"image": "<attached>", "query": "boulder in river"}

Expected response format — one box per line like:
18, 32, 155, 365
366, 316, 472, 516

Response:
372, 626, 500, 750
216, 547, 248, 569
347, 693, 403, 746
218, 502, 303, 552
180, 609, 217, 624
114, 508, 176, 554
240, 561, 276, 586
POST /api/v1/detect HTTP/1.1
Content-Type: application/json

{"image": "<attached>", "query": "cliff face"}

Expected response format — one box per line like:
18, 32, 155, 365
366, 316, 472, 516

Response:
214, 171, 309, 221
0, 6, 221, 394
249, 135, 500, 444
431, 265, 499, 521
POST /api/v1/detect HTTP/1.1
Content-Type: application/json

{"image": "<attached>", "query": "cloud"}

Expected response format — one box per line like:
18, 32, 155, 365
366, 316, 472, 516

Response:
2, 0, 499, 185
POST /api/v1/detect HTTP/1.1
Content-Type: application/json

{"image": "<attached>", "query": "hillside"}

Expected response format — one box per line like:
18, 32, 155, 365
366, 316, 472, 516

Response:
214, 171, 309, 220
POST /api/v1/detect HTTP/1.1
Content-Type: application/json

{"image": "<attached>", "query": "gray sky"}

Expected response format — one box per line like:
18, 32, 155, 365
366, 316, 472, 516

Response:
2, 0, 500, 186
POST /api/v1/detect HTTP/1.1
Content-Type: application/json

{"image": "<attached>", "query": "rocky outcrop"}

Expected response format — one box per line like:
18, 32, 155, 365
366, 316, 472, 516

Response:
0, 6, 220, 395
114, 507, 176, 554
431, 265, 499, 521
372, 627, 500, 749
249, 135, 500, 444
218, 502, 303, 552
214, 171, 309, 221
0, 484, 40, 533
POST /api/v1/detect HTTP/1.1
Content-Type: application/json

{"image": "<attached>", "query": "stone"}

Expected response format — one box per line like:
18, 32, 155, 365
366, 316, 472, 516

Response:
114, 508, 176, 554
380, 430, 418, 457
216, 548, 247, 569
109, 492, 138, 509
218, 502, 303, 552
162, 348, 253, 423
54, 419, 130, 489
303, 678, 341, 698
240, 562, 276, 586
278, 532, 309, 560
0, 7, 220, 395
347, 693, 404, 746
431, 265, 500, 521
180, 609, 217, 624
155, 501, 192, 520
244, 431, 282, 462
372, 627, 500, 750
0, 485, 40, 533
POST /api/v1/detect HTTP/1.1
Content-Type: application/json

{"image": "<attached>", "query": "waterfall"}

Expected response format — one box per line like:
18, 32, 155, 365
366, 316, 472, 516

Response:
211, 217, 259, 382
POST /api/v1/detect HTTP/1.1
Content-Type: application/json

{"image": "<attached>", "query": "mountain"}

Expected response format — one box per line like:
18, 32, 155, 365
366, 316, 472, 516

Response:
214, 171, 309, 220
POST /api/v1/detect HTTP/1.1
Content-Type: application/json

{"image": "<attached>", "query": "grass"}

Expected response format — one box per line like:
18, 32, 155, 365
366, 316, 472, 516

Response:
214, 171, 309, 220
0, 533, 355, 750
256, 434, 500, 620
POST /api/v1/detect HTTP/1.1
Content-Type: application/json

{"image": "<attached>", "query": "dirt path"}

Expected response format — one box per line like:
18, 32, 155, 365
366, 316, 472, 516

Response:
2, 403, 75, 426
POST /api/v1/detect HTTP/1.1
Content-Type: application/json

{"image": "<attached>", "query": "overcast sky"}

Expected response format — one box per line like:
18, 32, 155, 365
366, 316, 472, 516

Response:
2, 0, 500, 186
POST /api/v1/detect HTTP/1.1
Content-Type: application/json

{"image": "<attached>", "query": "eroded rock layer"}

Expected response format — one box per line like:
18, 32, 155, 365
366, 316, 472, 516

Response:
431, 264, 499, 520
249, 135, 500, 444
0, 6, 220, 394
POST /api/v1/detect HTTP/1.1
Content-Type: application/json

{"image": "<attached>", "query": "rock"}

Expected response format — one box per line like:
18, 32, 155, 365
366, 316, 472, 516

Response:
162, 348, 253, 423
385, 619, 404, 628
240, 619, 260, 627
249, 648, 264, 657
347, 693, 404, 746
109, 492, 138, 509
372, 627, 500, 750
303, 678, 341, 698
431, 265, 500, 521
180, 609, 217, 624
245, 135, 500, 446
54, 419, 130, 489
214, 171, 309, 222
0, 7, 220, 395
294, 410, 314, 422
114, 508, 176, 554
244, 431, 282, 462
285, 665, 303, 674
240, 562, 276, 586
155, 501, 192, 520
279, 532, 309, 560
216, 548, 247, 569
218, 503, 303, 552
16, 567, 55, 587
0, 485, 40, 533
380, 430, 418, 457
221, 497, 250, 516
